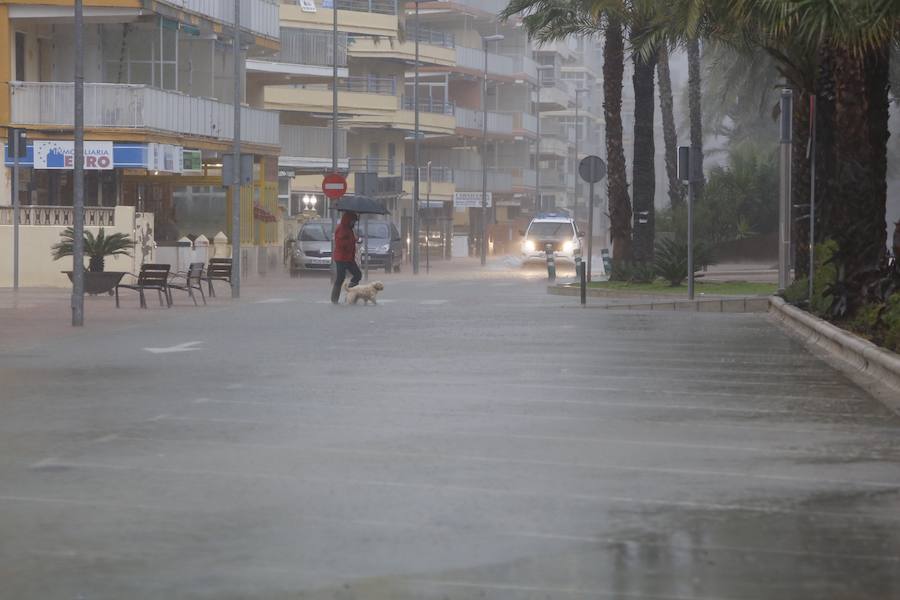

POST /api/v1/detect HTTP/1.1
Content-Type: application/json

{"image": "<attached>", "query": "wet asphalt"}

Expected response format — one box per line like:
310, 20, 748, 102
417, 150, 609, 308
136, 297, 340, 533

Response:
1, 262, 899, 599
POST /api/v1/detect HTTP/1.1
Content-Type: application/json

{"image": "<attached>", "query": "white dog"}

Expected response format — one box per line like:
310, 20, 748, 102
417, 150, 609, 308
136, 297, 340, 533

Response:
343, 280, 384, 305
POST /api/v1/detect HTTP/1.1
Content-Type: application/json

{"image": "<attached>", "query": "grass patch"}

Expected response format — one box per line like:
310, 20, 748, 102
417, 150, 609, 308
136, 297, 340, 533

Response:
586, 279, 777, 296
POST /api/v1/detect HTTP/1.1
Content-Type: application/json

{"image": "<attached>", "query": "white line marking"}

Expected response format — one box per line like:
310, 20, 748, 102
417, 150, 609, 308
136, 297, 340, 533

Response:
143, 341, 204, 355
92, 434, 119, 443
253, 298, 294, 304
419, 299, 448, 305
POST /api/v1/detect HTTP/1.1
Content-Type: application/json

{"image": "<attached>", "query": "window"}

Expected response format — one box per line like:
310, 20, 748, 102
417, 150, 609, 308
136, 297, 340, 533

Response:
15, 32, 26, 81
387, 143, 396, 175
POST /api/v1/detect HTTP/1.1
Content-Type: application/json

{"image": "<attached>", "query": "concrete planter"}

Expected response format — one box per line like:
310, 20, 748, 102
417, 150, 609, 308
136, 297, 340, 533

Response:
769, 296, 900, 404
64, 271, 126, 295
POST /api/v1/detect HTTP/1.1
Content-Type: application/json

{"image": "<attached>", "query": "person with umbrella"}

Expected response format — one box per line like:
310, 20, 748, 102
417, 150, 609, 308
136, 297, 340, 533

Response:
331, 210, 362, 304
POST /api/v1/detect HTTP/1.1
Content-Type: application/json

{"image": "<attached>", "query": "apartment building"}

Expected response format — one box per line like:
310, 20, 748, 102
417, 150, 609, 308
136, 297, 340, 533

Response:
268, 0, 603, 258
1, 0, 282, 286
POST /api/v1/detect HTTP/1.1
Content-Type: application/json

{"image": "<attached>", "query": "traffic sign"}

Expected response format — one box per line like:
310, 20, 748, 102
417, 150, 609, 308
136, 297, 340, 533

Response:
579, 155, 607, 183
322, 172, 348, 199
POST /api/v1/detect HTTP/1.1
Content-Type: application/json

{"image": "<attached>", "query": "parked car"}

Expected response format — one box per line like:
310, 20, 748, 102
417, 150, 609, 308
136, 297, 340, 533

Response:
520, 213, 583, 264
355, 220, 403, 273
290, 219, 333, 276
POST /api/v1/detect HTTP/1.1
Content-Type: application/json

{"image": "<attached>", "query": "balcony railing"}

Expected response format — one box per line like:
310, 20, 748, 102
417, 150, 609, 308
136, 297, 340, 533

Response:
455, 107, 513, 135
159, 0, 279, 39
454, 169, 513, 193
10, 82, 279, 146
431, 0, 508, 15
511, 112, 538, 134
400, 96, 454, 115
0, 206, 115, 227
456, 46, 514, 77
542, 170, 576, 189
349, 157, 399, 175
511, 55, 538, 80
403, 164, 454, 183
281, 125, 347, 158
278, 28, 347, 67
333, 0, 398, 15
412, 27, 456, 49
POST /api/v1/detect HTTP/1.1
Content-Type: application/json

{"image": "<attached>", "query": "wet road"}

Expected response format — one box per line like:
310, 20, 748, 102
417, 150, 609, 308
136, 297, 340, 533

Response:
1, 263, 899, 599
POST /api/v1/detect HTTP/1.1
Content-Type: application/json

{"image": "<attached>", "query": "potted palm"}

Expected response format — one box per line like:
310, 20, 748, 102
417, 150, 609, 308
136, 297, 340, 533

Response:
52, 227, 133, 295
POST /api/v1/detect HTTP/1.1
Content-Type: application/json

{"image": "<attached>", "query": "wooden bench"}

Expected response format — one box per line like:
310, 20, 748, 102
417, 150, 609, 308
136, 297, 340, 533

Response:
115, 264, 171, 308
168, 262, 207, 306
203, 258, 232, 298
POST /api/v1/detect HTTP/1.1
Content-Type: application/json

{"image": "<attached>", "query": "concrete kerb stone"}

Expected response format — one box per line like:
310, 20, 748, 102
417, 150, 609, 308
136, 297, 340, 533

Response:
769, 296, 900, 410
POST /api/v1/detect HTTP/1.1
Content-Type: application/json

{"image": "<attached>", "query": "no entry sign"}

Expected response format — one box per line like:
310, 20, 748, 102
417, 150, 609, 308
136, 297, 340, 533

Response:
322, 172, 348, 199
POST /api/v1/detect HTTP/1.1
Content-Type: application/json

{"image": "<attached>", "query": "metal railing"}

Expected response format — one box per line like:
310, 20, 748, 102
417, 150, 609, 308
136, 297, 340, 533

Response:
403, 164, 454, 183
512, 167, 537, 188
511, 55, 538, 80
542, 170, 576, 189
349, 157, 398, 175
511, 112, 538, 133
412, 27, 455, 48
432, 0, 508, 15
454, 169, 513, 192
400, 96, 454, 114
455, 107, 513, 134
278, 28, 347, 67
333, 0, 397, 15
0, 206, 115, 227
158, 0, 279, 39
281, 125, 347, 158
10, 82, 279, 146
455, 46, 514, 77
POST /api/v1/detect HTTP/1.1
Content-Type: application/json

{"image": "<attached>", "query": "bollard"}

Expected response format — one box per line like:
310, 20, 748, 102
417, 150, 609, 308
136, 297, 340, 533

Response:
545, 243, 556, 282
576, 257, 586, 305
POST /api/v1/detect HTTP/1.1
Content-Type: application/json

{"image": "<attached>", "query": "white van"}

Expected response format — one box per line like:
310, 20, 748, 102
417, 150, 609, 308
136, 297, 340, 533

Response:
520, 213, 583, 264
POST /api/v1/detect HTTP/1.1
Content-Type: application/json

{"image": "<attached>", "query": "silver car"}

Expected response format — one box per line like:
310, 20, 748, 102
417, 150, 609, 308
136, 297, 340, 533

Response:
290, 220, 333, 276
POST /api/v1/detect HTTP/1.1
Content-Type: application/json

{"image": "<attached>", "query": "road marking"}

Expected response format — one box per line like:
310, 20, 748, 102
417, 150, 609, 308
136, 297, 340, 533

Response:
419, 299, 448, 305
253, 298, 294, 304
143, 341, 204, 355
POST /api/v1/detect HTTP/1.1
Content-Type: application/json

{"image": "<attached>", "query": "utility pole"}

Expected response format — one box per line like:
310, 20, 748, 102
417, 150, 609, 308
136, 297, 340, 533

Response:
72, 0, 85, 326
10, 128, 23, 290
808, 94, 817, 302
778, 89, 793, 292
480, 35, 503, 266
231, 0, 242, 299
574, 89, 588, 222
412, 0, 420, 274
331, 0, 339, 279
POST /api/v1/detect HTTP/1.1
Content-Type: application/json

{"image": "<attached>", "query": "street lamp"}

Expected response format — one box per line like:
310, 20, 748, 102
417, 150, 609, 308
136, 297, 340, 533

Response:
534, 64, 554, 214
412, 0, 421, 274
302, 194, 319, 215
574, 87, 589, 222
480, 33, 504, 267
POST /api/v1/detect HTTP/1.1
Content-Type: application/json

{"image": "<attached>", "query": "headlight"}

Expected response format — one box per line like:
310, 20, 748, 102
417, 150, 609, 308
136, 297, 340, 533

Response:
562, 240, 574, 253
376, 244, 390, 253
293, 248, 304, 257
524, 240, 536, 252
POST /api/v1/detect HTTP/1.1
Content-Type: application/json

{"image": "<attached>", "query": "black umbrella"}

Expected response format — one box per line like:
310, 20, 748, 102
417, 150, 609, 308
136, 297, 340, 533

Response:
332, 195, 390, 215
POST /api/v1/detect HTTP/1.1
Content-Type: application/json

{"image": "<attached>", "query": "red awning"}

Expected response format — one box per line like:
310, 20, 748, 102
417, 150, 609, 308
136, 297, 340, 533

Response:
253, 204, 277, 223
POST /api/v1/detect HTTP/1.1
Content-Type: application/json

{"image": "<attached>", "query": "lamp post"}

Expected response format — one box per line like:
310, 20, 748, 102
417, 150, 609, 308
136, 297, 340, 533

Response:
480, 34, 504, 267
330, 0, 340, 281
231, 0, 242, 300
534, 65, 554, 214
412, 0, 421, 274
72, 0, 85, 326
574, 88, 589, 222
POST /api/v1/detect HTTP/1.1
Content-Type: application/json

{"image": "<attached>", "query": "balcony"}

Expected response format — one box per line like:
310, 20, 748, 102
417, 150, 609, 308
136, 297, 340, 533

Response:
403, 164, 454, 183
157, 0, 279, 40
278, 28, 347, 67
333, 0, 398, 14
280, 125, 347, 169
511, 167, 537, 190
455, 107, 513, 136
412, 27, 456, 49
454, 169, 513, 193
511, 55, 539, 82
455, 47, 514, 78
10, 82, 279, 147
430, 0, 509, 16
541, 169, 576, 190
400, 96, 454, 115
511, 112, 538, 136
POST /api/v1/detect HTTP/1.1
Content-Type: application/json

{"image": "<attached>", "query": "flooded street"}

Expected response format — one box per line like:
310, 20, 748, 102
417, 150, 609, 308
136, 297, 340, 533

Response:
1, 264, 898, 599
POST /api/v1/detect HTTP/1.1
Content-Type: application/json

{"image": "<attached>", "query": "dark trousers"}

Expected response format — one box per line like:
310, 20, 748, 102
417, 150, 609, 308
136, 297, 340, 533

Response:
331, 260, 362, 303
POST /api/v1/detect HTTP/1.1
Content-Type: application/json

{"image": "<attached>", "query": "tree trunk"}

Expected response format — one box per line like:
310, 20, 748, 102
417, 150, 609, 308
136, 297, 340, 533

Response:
657, 45, 682, 209
823, 44, 890, 312
631, 40, 657, 264
604, 17, 631, 265
687, 37, 705, 194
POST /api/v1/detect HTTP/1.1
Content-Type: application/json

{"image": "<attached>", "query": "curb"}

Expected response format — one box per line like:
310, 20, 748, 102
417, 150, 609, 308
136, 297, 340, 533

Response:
769, 296, 900, 404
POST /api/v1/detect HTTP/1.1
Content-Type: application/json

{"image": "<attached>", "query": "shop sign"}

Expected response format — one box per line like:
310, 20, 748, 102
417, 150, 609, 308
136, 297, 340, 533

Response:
453, 191, 492, 209
147, 143, 183, 174
34, 141, 114, 170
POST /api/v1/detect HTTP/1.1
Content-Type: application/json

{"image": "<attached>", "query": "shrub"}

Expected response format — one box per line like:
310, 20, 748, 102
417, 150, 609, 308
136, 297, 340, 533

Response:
652, 238, 716, 286
610, 261, 656, 284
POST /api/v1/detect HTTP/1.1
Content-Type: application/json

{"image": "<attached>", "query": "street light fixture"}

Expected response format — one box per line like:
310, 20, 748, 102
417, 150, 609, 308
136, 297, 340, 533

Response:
574, 88, 589, 222
480, 33, 504, 267
534, 64, 554, 214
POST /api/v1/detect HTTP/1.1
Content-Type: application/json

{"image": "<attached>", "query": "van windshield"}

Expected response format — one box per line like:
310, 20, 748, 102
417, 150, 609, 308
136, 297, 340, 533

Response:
527, 222, 575, 239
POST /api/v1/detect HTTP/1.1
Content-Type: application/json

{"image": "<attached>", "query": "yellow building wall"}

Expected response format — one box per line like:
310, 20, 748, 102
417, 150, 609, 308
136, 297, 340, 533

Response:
280, 4, 397, 38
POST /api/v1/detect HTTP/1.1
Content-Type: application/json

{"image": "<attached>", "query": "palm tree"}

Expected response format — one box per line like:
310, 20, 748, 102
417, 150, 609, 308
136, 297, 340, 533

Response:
630, 9, 657, 264
500, 0, 634, 265
656, 45, 683, 209
52, 227, 133, 272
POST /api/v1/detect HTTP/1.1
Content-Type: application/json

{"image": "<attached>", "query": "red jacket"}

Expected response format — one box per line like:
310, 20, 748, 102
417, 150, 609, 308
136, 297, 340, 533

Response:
333, 212, 358, 262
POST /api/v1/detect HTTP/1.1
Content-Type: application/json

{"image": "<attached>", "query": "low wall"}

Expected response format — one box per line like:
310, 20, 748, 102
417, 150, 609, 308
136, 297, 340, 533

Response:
0, 206, 138, 288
